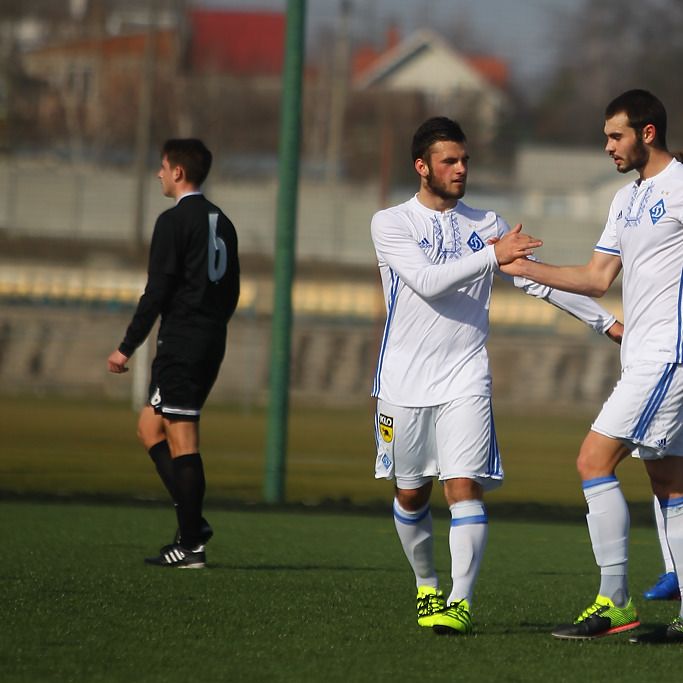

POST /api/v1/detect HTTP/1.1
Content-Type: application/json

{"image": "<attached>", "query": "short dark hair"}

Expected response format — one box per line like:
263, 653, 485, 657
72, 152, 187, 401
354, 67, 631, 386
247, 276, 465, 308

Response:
411, 117, 467, 162
605, 89, 668, 149
161, 138, 213, 186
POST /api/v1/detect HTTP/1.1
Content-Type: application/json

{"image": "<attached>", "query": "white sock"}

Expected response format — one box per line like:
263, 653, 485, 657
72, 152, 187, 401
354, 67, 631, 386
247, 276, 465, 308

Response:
653, 494, 676, 574
583, 476, 629, 606
661, 496, 683, 616
393, 498, 437, 589
447, 500, 488, 606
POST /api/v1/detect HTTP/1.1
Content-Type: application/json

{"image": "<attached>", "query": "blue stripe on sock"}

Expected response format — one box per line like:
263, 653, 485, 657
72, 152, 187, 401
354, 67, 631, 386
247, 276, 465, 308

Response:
393, 502, 430, 525
582, 475, 618, 490
661, 496, 683, 509
450, 514, 488, 527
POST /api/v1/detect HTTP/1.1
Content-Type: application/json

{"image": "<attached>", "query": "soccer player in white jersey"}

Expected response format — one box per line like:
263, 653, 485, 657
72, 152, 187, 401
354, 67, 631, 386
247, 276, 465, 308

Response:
370, 117, 622, 635
501, 89, 683, 644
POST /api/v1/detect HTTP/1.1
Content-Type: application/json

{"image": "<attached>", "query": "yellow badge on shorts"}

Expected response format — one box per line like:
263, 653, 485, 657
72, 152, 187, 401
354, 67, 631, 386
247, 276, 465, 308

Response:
379, 413, 394, 443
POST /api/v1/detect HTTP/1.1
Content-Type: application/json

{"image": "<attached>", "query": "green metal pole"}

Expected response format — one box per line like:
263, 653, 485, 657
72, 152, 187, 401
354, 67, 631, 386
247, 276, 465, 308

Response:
264, 0, 307, 503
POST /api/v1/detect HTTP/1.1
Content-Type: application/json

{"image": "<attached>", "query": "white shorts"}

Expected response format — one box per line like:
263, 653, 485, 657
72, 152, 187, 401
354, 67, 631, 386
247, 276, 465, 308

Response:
592, 362, 683, 460
374, 396, 503, 490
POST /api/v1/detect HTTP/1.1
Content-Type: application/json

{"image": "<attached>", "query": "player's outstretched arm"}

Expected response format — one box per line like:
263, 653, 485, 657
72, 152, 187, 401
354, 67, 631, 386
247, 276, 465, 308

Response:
372, 218, 542, 301
500, 250, 622, 298
492, 224, 543, 265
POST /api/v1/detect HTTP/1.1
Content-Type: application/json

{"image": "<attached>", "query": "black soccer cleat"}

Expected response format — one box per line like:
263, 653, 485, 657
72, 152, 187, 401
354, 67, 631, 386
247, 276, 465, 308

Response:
172, 517, 214, 547
145, 543, 206, 569
629, 617, 683, 644
551, 596, 639, 639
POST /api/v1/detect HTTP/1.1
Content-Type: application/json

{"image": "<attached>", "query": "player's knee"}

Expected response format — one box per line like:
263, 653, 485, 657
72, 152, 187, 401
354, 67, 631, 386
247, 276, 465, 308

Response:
136, 425, 151, 449
646, 463, 675, 499
395, 484, 431, 511
443, 477, 483, 506
136, 422, 161, 450
577, 439, 606, 479
576, 450, 596, 479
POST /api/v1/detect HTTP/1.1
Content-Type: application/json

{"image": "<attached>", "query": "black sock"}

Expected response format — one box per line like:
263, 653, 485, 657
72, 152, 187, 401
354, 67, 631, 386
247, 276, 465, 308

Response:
148, 440, 178, 503
172, 453, 206, 550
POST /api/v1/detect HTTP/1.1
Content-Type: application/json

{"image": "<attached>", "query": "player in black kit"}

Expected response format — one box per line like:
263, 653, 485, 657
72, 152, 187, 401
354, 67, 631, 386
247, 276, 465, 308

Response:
108, 139, 239, 568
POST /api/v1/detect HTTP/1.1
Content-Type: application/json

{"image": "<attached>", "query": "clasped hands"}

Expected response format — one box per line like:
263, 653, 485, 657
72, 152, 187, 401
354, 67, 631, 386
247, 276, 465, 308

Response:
490, 224, 541, 275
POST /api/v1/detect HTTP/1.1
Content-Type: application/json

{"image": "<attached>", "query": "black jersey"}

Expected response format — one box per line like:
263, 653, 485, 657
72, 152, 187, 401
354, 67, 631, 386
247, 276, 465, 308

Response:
120, 194, 239, 357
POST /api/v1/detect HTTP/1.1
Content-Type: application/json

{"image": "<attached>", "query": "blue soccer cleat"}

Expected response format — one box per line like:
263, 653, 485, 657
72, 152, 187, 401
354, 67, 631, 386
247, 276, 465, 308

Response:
643, 572, 680, 601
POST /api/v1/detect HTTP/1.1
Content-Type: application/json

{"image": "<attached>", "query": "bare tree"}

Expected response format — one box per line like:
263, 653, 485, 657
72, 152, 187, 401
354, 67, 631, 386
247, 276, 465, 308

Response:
533, 0, 683, 146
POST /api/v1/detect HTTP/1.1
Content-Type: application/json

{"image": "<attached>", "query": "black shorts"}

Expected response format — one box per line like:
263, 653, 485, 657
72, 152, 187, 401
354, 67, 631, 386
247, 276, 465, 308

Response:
148, 331, 226, 421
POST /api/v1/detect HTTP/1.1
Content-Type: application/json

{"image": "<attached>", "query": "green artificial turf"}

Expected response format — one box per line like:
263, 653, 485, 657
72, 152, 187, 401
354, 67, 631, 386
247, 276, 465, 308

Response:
1, 501, 678, 683
0, 395, 655, 512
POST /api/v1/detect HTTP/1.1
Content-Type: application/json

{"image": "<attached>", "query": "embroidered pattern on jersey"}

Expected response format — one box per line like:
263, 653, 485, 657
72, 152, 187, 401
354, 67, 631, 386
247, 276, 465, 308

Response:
378, 413, 394, 442
467, 230, 485, 252
624, 183, 653, 227
431, 213, 462, 259
649, 198, 666, 224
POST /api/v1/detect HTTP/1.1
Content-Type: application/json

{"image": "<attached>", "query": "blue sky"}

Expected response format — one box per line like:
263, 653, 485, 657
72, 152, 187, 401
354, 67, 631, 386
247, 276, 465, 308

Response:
195, 0, 583, 85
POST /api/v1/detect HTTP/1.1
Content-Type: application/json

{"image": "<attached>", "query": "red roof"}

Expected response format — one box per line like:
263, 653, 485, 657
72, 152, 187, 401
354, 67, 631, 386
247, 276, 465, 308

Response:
466, 56, 508, 89
351, 26, 399, 79
189, 9, 285, 75
353, 29, 509, 90
352, 45, 383, 79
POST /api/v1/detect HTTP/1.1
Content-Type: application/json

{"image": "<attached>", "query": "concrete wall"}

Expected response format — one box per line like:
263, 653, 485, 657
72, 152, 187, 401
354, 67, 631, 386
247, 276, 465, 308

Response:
0, 157, 611, 268
0, 301, 621, 413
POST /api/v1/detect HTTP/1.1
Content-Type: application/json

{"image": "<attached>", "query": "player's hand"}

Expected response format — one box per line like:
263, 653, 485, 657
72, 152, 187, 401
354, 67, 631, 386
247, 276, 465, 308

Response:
107, 349, 130, 374
498, 258, 530, 277
494, 224, 542, 265
605, 320, 624, 345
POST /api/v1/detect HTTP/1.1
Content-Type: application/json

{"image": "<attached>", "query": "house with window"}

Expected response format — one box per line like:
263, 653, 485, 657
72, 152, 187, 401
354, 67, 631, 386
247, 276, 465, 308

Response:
352, 28, 510, 144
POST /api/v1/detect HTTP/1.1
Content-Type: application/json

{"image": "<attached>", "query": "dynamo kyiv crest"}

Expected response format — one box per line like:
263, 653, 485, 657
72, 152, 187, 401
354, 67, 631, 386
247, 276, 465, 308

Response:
467, 231, 485, 252
649, 199, 666, 224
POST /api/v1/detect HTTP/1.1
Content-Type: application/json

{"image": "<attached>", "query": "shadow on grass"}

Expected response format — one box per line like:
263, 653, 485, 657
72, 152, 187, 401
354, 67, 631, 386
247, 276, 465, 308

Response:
0, 490, 657, 526
208, 563, 392, 571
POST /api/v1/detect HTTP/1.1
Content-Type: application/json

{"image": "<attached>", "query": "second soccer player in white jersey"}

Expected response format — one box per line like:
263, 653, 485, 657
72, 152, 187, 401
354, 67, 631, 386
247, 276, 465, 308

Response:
370, 117, 622, 635
502, 89, 683, 644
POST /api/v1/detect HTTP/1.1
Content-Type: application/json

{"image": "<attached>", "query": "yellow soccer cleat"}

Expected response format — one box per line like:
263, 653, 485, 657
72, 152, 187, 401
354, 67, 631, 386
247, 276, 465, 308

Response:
431, 598, 473, 635
416, 586, 446, 627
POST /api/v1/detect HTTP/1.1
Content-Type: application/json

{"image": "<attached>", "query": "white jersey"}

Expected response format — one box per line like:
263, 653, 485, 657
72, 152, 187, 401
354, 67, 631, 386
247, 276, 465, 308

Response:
371, 194, 616, 407
595, 159, 683, 368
